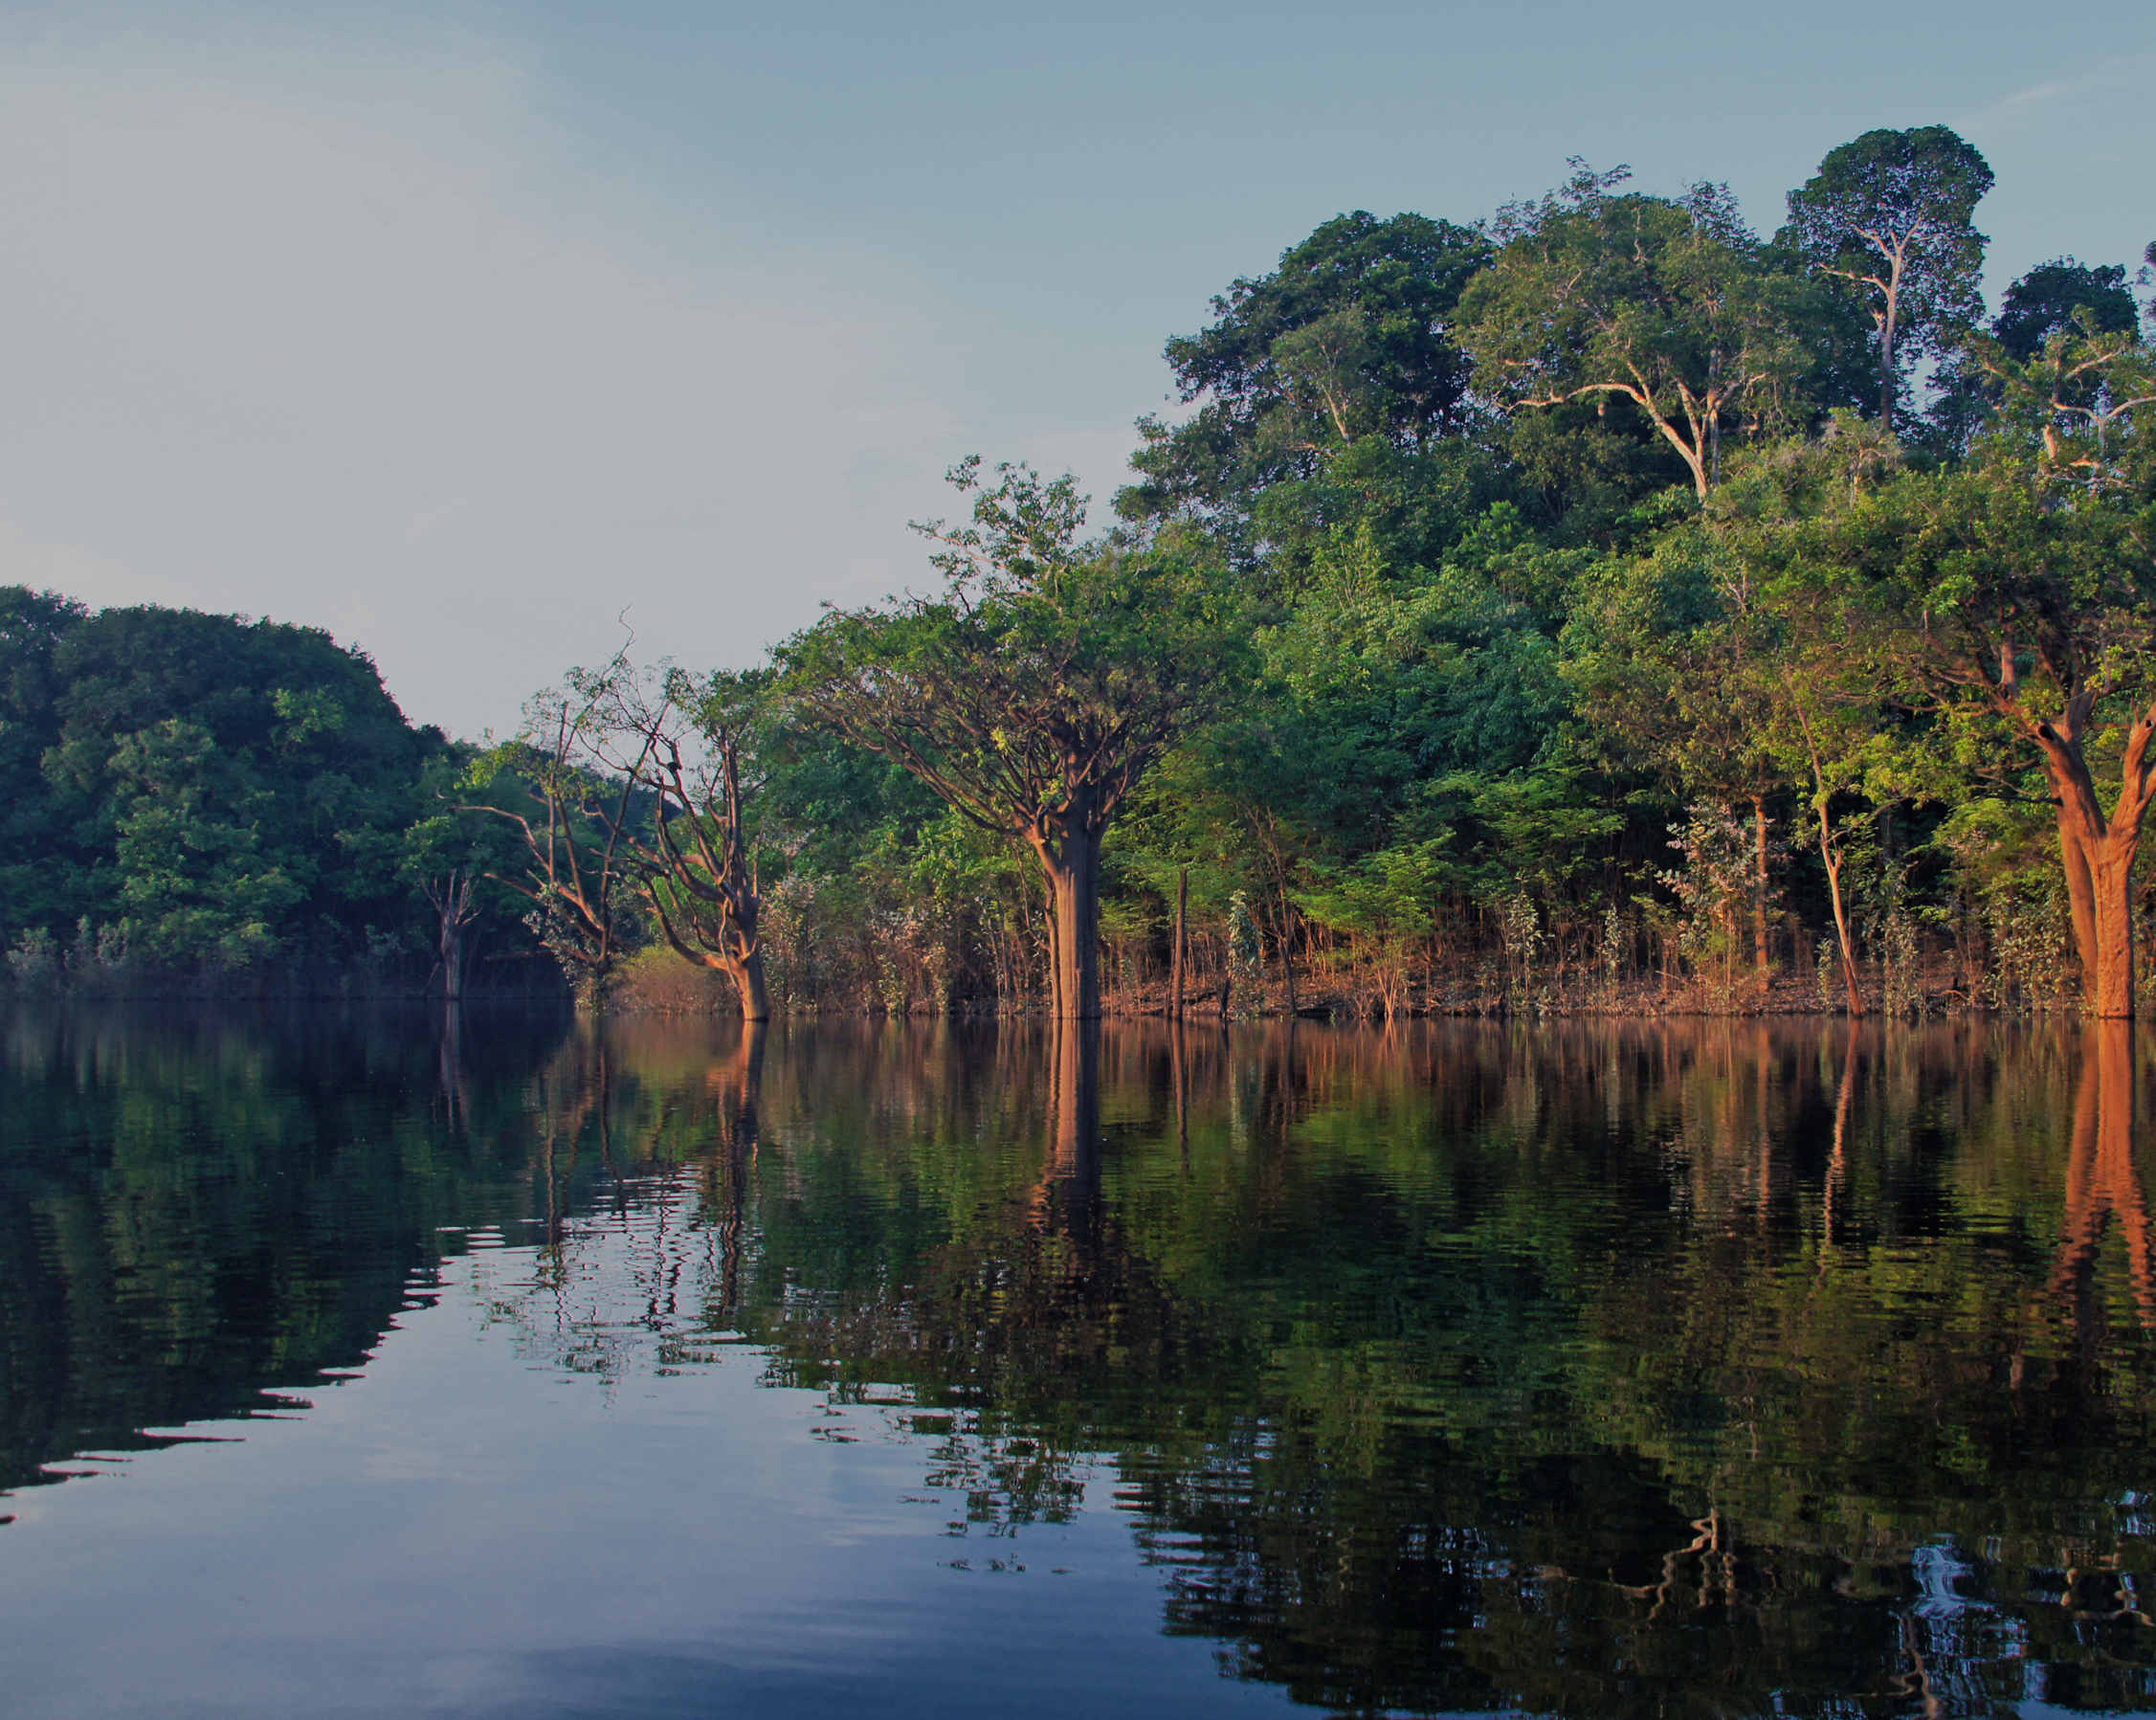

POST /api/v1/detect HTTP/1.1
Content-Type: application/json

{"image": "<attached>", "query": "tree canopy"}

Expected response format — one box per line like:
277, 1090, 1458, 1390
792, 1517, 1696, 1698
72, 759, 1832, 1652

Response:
17, 122, 2156, 1020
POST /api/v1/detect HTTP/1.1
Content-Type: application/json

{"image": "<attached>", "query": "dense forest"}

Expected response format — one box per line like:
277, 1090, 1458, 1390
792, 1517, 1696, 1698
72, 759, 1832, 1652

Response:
3, 124, 2153, 1019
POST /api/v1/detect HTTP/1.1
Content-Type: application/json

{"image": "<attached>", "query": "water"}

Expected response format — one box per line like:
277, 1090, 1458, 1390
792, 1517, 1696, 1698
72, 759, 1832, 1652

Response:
3, 1008, 2154, 1717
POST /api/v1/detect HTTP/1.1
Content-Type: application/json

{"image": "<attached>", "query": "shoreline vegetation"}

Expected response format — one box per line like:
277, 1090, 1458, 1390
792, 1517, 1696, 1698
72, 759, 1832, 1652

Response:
4, 126, 2153, 1024
0, 946, 2061, 1020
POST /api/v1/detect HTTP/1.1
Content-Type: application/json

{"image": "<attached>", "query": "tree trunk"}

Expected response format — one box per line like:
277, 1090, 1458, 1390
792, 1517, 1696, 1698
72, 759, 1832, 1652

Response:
2060, 819, 2100, 986
1278, 877, 1300, 1015
2090, 843, 2140, 1020
736, 948, 772, 1022
2043, 725, 2153, 1019
1032, 815, 1102, 1021
1878, 311, 1897, 423
440, 917, 464, 1001
1818, 819, 1864, 1017
1171, 866, 1188, 1019
1751, 796, 1770, 999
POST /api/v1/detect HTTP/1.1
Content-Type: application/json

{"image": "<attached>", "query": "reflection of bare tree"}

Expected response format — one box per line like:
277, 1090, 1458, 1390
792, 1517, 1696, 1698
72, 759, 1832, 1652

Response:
1610, 1508, 1730, 1622
2050, 1021, 2156, 1334
435, 1000, 470, 1136
535, 1029, 604, 1250
706, 1019, 766, 1326
470, 1022, 761, 1386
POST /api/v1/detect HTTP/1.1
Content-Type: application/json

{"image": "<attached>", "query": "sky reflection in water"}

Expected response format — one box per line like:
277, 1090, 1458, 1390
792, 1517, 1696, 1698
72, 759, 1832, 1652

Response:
2, 1008, 2154, 1717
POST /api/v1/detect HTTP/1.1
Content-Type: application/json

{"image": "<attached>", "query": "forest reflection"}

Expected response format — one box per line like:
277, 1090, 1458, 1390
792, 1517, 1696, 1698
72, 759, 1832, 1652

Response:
6, 1006, 2156, 1714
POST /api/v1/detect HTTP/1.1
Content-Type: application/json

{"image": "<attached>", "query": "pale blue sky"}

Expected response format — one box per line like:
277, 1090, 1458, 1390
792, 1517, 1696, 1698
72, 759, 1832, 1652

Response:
1, 2, 2148, 734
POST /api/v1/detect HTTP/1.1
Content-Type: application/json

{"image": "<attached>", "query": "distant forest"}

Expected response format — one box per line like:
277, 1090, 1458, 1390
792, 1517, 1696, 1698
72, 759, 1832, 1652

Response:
4, 125, 2153, 1019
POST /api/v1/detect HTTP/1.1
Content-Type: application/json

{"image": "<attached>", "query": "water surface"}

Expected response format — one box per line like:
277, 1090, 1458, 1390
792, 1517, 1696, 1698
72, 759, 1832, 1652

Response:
4, 1008, 2154, 1716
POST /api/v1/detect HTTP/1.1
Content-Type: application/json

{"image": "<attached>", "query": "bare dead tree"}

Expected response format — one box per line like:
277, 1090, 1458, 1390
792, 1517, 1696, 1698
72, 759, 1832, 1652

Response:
465, 667, 654, 1014
574, 660, 770, 1021
419, 869, 481, 1001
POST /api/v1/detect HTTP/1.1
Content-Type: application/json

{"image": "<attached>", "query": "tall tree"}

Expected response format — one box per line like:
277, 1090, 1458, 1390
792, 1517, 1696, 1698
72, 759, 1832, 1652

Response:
1782, 126, 1993, 422
401, 750, 531, 1001
1715, 421, 1915, 1016
1121, 211, 1491, 525
782, 460, 1242, 1019
1820, 328, 2156, 1015
1458, 167, 1816, 502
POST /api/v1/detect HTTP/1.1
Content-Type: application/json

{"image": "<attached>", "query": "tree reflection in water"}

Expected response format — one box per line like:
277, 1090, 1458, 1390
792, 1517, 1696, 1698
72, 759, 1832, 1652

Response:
7, 1007, 2156, 1713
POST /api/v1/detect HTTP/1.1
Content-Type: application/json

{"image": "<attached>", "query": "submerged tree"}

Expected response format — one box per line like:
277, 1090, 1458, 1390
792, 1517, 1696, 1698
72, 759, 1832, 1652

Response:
1824, 327, 2156, 1016
577, 662, 771, 1022
782, 459, 1242, 1019
467, 677, 652, 1013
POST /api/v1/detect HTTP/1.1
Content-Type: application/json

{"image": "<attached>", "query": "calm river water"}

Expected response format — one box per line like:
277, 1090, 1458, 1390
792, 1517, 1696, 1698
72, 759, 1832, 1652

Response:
4, 1007, 2154, 1717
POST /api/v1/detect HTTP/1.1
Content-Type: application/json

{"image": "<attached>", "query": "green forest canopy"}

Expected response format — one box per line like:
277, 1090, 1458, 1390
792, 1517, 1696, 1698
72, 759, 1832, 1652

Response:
3, 124, 2152, 1015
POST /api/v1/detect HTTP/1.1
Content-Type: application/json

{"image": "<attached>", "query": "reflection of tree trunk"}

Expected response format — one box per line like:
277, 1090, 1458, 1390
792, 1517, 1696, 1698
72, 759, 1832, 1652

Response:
734, 1017, 767, 1155
541, 1050, 598, 1252
1641, 1511, 1722, 1621
1052, 1019, 1099, 1183
2052, 1021, 2156, 1331
1171, 1019, 1189, 1165
1753, 1032, 1773, 1229
1030, 1020, 1100, 1237
1821, 1022, 1856, 1259
437, 1000, 469, 1134
717, 1018, 766, 1323
596, 1035, 619, 1184
1896, 1612, 1945, 1720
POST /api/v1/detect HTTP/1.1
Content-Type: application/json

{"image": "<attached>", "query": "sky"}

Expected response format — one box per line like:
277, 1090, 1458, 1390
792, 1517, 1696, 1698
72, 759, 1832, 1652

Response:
0, 1, 2149, 738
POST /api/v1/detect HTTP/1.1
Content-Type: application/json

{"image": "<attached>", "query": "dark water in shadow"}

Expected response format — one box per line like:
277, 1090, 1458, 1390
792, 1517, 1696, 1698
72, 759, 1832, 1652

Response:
3, 1007, 2154, 1716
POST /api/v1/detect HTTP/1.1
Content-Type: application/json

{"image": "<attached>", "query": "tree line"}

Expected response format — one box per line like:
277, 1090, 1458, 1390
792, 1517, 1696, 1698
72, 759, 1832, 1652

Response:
4, 123, 2153, 1018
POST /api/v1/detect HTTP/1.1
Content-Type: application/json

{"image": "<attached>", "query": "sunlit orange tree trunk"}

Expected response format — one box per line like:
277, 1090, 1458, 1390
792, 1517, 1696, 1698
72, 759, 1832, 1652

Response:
781, 459, 1244, 1019
1819, 329, 2156, 1016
